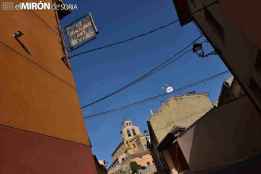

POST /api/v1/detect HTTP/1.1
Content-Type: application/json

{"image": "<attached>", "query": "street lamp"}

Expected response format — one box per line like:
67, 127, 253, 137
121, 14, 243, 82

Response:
193, 42, 217, 58
12, 30, 31, 55
193, 43, 205, 57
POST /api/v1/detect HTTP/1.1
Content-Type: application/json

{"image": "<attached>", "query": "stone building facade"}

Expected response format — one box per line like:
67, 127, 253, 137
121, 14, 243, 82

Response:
108, 120, 157, 174
147, 93, 213, 174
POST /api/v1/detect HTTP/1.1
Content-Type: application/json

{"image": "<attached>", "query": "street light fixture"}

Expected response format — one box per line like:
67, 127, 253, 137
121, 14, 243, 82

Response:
12, 30, 31, 55
193, 42, 217, 58
193, 43, 205, 57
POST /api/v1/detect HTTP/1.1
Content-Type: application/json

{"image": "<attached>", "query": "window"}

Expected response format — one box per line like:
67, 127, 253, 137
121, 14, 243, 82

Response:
127, 129, 132, 137
132, 129, 136, 136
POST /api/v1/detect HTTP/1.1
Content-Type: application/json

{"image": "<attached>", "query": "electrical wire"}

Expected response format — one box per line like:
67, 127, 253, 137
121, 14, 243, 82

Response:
78, 0, 219, 108
69, 19, 180, 59
84, 70, 229, 119
69, 0, 218, 59
79, 0, 219, 108
80, 35, 203, 110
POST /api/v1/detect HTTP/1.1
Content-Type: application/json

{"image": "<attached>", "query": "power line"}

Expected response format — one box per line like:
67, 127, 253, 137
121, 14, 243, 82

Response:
79, 0, 219, 108
84, 70, 229, 119
69, 0, 218, 59
80, 35, 203, 110
69, 19, 180, 59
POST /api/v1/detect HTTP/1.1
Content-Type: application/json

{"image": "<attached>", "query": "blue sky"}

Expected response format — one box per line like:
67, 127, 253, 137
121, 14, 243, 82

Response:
61, 0, 230, 164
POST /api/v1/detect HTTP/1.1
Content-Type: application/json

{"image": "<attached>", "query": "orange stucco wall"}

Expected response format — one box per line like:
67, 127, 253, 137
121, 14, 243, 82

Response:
0, 2, 89, 145
0, 124, 97, 174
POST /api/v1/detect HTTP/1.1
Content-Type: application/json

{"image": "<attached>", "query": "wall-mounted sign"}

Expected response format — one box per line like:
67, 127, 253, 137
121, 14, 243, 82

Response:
65, 13, 98, 49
